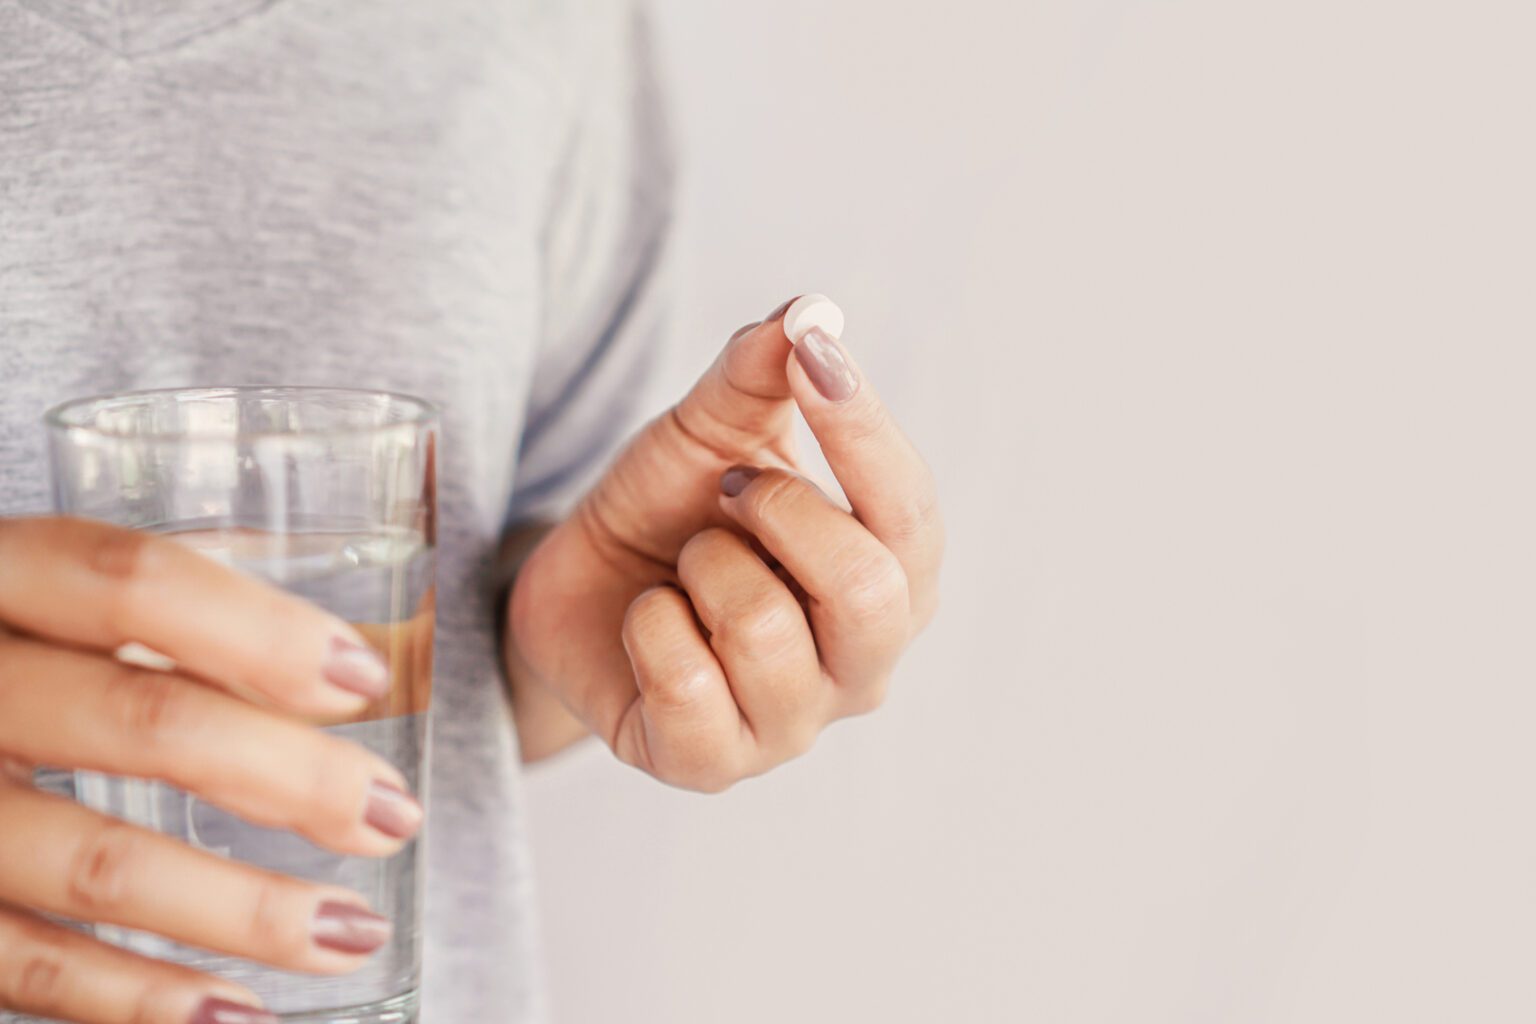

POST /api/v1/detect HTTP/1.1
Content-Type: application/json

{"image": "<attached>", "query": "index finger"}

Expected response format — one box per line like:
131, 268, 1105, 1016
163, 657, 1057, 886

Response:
776, 301, 943, 619
0, 518, 389, 717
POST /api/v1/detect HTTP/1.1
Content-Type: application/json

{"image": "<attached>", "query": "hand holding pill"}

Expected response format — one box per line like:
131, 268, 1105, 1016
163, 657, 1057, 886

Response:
507, 294, 943, 791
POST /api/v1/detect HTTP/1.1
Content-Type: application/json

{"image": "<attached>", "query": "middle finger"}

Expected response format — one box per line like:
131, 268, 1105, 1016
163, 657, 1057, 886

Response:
0, 632, 421, 856
717, 466, 910, 694
675, 528, 824, 759
0, 782, 392, 975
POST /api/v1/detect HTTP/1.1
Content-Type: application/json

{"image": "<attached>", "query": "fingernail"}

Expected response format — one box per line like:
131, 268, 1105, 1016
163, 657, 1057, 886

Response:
365, 779, 423, 840
312, 901, 392, 955
729, 320, 761, 342
188, 997, 278, 1024
794, 326, 859, 402
763, 295, 801, 322
720, 465, 761, 497
323, 636, 389, 699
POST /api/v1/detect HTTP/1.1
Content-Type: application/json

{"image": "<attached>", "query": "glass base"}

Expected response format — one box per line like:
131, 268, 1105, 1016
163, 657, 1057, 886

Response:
0, 989, 416, 1024
276, 990, 418, 1024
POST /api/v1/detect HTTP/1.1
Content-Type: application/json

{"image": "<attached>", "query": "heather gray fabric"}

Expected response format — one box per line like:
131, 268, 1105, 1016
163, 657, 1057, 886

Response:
0, 2, 674, 1019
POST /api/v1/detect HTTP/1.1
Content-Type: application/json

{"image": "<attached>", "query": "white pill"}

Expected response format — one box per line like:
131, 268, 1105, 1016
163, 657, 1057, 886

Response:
782, 293, 845, 344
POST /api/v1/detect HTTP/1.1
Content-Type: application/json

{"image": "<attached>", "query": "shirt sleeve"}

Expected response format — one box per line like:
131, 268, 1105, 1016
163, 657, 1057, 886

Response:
505, 5, 676, 526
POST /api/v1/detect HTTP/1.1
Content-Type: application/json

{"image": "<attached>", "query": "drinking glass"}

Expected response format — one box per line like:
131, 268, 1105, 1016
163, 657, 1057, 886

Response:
29, 386, 437, 1024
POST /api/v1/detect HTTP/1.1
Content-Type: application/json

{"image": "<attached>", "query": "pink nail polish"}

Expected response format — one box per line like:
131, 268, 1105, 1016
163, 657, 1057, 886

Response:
365, 780, 423, 840
311, 901, 392, 955
322, 636, 389, 699
794, 327, 859, 402
720, 465, 761, 497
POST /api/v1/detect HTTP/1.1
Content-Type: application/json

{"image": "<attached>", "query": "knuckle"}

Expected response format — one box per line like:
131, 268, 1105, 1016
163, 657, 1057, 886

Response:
721, 599, 801, 664
838, 550, 910, 628
68, 821, 140, 914
227, 589, 307, 702
842, 677, 891, 718
643, 716, 742, 793
745, 472, 802, 525
107, 666, 193, 749
676, 528, 732, 577
246, 880, 305, 964
128, 983, 205, 1024
888, 482, 944, 548
774, 718, 823, 764
658, 745, 740, 794
92, 529, 161, 636
126, 982, 173, 1024
842, 397, 893, 449
15, 955, 64, 1012
783, 724, 820, 762
624, 587, 680, 640
89, 526, 159, 583
303, 738, 368, 838
5, 934, 67, 1013
688, 769, 739, 795
642, 659, 717, 711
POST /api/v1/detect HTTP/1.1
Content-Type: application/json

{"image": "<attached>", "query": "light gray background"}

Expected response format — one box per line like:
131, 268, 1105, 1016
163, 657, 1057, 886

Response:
524, 2, 1536, 1021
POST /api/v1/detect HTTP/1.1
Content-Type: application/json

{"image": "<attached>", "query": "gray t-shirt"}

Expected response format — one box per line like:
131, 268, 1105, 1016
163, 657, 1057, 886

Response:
0, 2, 673, 1019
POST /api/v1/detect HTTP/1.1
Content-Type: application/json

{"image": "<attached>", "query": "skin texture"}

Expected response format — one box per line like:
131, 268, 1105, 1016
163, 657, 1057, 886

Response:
507, 308, 943, 790
0, 301, 943, 1021
0, 519, 419, 1023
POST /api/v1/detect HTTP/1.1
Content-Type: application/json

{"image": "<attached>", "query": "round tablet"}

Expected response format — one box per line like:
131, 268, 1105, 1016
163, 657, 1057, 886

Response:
782, 293, 845, 343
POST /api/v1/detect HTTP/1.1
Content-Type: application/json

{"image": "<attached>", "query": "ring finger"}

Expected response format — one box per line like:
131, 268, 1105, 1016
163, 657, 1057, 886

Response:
0, 783, 392, 975
717, 466, 910, 696
676, 528, 824, 759
0, 903, 274, 1024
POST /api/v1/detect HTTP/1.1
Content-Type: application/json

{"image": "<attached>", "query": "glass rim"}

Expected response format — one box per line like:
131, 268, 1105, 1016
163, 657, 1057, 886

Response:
44, 385, 440, 443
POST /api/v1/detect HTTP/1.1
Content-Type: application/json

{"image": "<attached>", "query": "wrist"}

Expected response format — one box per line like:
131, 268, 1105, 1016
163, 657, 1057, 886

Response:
497, 521, 592, 762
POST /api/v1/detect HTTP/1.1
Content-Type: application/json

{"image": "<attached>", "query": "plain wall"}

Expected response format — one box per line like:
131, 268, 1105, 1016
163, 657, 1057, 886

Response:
523, 2, 1536, 1021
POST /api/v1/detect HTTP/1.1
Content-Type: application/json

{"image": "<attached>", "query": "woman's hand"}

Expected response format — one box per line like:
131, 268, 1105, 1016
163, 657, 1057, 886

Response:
0, 518, 422, 1024
508, 297, 943, 791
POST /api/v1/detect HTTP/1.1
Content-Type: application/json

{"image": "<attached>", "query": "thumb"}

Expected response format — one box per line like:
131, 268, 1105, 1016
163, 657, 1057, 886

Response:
576, 301, 806, 563
672, 299, 803, 449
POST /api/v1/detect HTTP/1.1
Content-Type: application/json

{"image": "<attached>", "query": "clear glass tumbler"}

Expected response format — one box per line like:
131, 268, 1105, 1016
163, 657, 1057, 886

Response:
35, 386, 437, 1024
